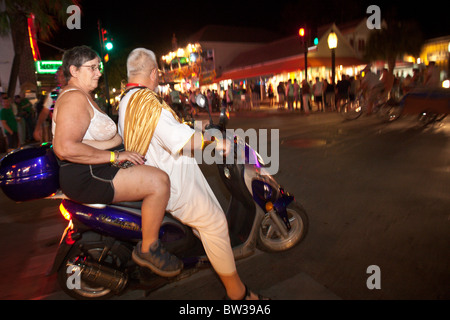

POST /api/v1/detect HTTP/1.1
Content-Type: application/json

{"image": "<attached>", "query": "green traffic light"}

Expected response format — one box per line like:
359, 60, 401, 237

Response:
105, 42, 113, 51
314, 37, 319, 46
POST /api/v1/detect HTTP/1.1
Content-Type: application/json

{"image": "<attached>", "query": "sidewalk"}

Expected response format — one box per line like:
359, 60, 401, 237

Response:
205, 100, 333, 118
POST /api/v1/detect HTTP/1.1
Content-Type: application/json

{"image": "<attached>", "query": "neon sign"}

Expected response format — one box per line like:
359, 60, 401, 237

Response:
35, 60, 63, 74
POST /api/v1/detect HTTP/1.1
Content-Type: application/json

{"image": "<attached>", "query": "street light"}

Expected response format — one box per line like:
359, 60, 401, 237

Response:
327, 31, 338, 85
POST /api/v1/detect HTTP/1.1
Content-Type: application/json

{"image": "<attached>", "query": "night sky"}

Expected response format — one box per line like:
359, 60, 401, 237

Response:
40, 0, 449, 60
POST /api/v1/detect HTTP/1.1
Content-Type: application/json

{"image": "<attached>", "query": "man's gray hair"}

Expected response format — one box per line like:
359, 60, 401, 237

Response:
127, 48, 157, 78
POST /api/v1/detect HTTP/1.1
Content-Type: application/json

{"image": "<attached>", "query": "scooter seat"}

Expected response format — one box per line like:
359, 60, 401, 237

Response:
112, 201, 143, 210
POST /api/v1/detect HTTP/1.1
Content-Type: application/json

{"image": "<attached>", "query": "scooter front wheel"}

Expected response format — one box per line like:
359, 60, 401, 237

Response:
341, 99, 363, 120
257, 202, 308, 253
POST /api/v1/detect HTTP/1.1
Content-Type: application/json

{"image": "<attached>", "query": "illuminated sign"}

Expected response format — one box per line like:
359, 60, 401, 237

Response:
35, 60, 63, 74
35, 60, 104, 74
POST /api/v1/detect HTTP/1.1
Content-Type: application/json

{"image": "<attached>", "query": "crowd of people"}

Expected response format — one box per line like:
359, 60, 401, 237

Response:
270, 61, 443, 115
274, 75, 359, 113
163, 81, 265, 118
0, 91, 51, 152
0, 68, 66, 153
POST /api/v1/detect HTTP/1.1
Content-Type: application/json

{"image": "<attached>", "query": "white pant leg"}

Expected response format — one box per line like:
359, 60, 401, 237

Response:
170, 192, 237, 276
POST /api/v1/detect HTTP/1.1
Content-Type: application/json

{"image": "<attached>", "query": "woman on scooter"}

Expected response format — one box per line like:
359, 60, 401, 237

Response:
51, 45, 183, 278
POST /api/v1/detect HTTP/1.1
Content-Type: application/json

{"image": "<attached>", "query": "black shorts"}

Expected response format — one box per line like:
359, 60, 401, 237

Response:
59, 161, 120, 204
5, 132, 19, 149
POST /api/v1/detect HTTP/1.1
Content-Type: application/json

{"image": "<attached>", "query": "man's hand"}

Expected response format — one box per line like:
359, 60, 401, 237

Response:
214, 137, 231, 156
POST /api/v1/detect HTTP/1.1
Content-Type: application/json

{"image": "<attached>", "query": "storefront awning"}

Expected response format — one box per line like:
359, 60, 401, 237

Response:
215, 56, 365, 82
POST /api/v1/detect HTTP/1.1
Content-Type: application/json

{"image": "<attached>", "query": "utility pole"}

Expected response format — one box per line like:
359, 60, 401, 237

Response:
299, 27, 308, 81
97, 19, 112, 116
304, 40, 308, 81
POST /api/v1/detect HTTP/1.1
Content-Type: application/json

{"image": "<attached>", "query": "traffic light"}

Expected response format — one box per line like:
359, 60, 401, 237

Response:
101, 28, 113, 51
105, 41, 113, 51
102, 28, 107, 42
313, 37, 319, 46
298, 28, 305, 37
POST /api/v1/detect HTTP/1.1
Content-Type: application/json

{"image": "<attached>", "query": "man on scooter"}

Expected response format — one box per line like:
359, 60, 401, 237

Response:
118, 48, 268, 300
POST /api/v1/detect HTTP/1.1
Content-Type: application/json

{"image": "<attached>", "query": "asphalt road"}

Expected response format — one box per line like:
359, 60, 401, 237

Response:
0, 110, 449, 302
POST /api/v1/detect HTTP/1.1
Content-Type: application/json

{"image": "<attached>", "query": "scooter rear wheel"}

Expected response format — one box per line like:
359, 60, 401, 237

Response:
57, 232, 131, 300
257, 202, 308, 253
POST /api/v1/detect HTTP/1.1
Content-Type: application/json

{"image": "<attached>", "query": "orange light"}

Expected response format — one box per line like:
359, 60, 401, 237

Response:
59, 203, 72, 221
265, 202, 274, 212
299, 28, 305, 37
27, 14, 40, 61
104, 53, 109, 63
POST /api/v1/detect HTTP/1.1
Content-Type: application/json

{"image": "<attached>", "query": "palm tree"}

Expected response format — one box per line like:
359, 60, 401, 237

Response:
0, 0, 79, 97
364, 19, 424, 75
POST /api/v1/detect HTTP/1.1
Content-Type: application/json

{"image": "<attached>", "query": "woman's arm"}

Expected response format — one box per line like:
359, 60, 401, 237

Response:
82, 133, 122, 150
53, 91, 144, 165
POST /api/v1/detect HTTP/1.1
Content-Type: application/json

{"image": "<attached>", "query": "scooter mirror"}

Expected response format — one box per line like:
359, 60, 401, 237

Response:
195, 94, 214, 126
195, 94, 206, 108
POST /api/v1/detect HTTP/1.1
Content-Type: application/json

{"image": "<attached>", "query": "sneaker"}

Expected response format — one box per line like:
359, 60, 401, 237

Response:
132, 240, 183, 277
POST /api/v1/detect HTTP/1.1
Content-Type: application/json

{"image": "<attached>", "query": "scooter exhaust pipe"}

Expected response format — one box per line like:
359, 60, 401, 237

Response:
79, 260, 128, 293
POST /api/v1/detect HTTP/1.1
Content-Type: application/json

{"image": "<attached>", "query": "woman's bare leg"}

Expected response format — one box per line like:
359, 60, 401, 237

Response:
112, 165, 170, 252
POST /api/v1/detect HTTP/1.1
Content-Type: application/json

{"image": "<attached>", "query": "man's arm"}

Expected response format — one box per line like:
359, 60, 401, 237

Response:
33, 107, 50, 141
1, 120, 13, 135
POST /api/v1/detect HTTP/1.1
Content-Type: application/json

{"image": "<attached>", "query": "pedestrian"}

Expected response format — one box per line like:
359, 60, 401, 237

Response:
286, 79, 294, 110
14, 94, 34, 142
188, 90, 198, 115
226, 86, 233, 112
247, 82, 253, 110
168, 84, 183, 118
268, 83, 274, 106
1, 93, 19, 151
301, 79, 311, 114
335, 75, 351, 112
324, 79, 335, 111
312, 77, 324, 112
360, 66, 383, 114
293, 79, 300, 110
34, 66, 66, 142
349, 75, 360, 101
277, 81, 285, 109
207, 89, 213, 114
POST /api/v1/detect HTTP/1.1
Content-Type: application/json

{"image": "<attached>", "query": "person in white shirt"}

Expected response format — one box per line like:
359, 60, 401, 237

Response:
312, 77, 324, 112
33, 67, 66, 142
361, 66, 383, 114
118, 48, 268, 300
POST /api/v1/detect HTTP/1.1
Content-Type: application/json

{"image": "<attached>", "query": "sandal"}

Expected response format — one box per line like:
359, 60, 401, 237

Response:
224, 284, 271, 300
